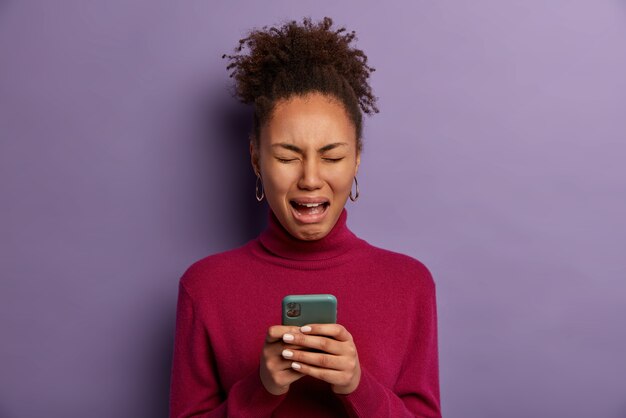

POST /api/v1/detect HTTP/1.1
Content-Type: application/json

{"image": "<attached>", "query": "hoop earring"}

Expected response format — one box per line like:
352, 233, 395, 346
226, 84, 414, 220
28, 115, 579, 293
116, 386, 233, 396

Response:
255, 175, 265, 202
349, 176, 360, 202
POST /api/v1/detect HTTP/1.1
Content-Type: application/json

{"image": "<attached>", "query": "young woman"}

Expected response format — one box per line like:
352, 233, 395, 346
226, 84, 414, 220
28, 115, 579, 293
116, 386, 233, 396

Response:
169, 17, 442, 418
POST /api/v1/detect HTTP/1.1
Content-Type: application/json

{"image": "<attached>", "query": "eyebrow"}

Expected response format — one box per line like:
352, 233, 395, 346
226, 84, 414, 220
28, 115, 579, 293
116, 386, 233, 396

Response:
271, 142, 349, 154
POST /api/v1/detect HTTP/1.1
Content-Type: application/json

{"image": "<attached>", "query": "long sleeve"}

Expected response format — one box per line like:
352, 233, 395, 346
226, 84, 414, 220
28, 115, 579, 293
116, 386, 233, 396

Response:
338, 278, 442, 417
169, 282, 286, 418
169, 209, 442, 417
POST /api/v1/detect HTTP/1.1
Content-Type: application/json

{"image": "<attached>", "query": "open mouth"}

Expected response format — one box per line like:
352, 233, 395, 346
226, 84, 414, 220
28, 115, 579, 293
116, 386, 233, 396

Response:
289, 200, 330, 217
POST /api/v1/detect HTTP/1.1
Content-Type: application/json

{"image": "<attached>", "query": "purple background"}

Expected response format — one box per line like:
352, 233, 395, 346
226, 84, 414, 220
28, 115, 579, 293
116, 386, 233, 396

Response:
1, 1, 625, 417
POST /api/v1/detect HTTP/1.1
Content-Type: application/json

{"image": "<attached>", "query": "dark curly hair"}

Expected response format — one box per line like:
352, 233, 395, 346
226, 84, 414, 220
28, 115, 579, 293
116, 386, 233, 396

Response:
221, 16, 379, 152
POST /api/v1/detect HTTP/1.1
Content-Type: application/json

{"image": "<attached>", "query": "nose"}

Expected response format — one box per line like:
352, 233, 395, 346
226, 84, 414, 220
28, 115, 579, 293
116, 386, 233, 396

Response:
297, 159, 323, 190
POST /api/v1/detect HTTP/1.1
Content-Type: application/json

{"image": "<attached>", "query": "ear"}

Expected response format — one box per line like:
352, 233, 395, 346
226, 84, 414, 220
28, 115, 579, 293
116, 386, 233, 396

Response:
355, 149, 361, 176
250, 138, 260, 177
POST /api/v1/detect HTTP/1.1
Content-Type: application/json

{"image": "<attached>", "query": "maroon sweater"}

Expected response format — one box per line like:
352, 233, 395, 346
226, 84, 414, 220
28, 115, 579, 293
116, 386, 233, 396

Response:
169, 209, 442, 417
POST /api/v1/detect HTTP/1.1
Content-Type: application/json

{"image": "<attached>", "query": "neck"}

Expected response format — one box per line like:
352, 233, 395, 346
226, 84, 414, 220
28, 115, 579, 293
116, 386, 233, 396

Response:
258, 208, 359, 261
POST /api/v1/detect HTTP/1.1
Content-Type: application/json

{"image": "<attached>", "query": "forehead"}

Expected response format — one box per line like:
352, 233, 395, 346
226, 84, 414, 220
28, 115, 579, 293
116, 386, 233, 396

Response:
261, 93, 356, 148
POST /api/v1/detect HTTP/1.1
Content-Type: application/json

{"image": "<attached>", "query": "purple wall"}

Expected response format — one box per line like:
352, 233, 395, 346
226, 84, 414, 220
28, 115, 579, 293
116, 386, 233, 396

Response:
1, 1, 625, 417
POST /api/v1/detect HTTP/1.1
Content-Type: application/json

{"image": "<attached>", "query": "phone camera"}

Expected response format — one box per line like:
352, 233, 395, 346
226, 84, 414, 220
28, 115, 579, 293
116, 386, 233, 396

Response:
286, 302, 301, 318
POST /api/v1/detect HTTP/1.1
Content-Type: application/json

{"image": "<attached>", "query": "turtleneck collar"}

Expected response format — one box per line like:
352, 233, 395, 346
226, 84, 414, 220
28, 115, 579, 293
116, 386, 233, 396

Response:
257, 208, 361, 262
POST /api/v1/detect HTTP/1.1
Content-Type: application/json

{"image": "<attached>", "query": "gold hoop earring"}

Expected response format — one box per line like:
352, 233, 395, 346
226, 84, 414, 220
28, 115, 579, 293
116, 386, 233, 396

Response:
349, 176, 360, 202
255, 175, 265, 202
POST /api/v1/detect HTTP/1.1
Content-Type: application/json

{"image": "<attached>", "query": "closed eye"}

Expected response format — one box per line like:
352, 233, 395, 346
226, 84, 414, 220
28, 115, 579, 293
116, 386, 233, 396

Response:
323, 157, 344, 163
276, 157, 297, 163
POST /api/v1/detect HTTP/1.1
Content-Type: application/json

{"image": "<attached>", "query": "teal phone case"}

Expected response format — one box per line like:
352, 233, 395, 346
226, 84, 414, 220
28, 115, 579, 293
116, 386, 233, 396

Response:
282, 294, 337, 326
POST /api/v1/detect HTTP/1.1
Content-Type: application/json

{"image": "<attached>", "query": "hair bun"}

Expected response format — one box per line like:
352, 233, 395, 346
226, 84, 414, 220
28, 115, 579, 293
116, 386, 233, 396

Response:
223, 16, 379, 145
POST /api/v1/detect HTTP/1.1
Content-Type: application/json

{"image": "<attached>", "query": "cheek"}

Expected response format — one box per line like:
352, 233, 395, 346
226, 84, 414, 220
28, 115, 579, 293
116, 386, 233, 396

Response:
261, 164, 295, 196
328, 167, 356, 192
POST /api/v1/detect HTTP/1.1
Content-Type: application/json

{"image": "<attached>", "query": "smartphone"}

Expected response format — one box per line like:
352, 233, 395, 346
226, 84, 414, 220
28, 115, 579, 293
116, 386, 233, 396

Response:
282, 294, 337, 327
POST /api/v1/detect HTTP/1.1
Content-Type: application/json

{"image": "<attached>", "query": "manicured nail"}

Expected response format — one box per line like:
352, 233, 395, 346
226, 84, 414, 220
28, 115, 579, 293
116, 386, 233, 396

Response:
281, 349, 293, 358
300, 326, 312, 333
283, 333, 294, 342
291, 362, 302, 370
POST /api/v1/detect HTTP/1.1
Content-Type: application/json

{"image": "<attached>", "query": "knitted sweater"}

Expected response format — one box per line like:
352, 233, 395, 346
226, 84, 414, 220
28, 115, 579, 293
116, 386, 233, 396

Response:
169, 209, 442, 417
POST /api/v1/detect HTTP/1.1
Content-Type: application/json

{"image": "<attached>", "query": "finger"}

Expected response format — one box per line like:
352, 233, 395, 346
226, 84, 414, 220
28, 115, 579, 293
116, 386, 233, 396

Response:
300, 324, 352, 342
273, 358, 304, 373
289, 362, 349, 386
282, 343, 307, 351
266, 325, 303, 343
263, 350, 306, 375
281, 348, 343, 370
282, 332, 342, 354
263, 343, 305, 365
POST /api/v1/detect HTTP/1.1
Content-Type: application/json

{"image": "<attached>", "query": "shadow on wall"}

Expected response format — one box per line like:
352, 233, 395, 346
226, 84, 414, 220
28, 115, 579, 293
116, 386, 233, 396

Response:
150, 84, 268, 418
201, 82, 268, 248
146, 294, 178, 418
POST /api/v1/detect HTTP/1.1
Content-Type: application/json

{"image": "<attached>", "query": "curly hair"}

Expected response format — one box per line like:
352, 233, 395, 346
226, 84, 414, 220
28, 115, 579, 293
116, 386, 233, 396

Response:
221, 16, 379, 151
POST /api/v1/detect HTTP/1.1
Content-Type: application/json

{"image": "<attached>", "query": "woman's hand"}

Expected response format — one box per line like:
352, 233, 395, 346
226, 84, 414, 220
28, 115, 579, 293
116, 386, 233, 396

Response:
260, 325, 306, 395
280, 324, 361, 395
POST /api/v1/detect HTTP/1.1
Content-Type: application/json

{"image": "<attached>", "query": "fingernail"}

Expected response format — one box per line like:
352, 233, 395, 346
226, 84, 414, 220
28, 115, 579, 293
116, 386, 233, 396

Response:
281, 349, 293, 358
283, 333, 294, 342
300, 326, 312, 333
291, 362, 301, 370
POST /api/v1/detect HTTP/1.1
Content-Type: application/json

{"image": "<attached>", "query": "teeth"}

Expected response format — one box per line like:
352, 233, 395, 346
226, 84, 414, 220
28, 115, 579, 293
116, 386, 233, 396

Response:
295, 202, 324, 208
